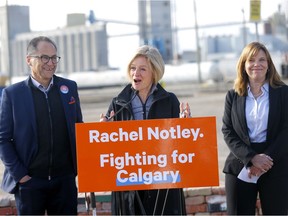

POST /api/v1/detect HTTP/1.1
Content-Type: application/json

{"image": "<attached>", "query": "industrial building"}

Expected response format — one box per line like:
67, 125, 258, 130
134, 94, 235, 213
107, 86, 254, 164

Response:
0, 0, 177, 80
0, 5, 108, 78
1, 0, 288, 84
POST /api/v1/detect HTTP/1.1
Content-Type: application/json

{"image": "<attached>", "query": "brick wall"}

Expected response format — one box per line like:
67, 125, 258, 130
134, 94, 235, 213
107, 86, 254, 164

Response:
0, 186, 262, 215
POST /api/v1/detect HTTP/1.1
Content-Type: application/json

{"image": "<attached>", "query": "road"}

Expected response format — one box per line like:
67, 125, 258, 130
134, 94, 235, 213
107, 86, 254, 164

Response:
0, 81, 231, 197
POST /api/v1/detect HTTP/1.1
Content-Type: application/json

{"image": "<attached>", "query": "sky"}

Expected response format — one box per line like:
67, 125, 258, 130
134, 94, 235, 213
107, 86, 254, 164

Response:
0, 0, 286, 67
1, 0, 284, 31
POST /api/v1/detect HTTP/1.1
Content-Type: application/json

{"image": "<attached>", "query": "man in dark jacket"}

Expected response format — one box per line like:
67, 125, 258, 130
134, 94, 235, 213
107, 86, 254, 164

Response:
0, 36, 83, 215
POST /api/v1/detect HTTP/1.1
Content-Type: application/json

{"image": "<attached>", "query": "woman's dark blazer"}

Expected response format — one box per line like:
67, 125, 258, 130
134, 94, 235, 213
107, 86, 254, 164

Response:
107, 83, 186, 215
222, 85, 288, 176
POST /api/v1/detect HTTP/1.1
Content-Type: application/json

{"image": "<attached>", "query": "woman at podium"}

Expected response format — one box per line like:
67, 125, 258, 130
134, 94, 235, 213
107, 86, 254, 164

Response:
100, 45, 189, 215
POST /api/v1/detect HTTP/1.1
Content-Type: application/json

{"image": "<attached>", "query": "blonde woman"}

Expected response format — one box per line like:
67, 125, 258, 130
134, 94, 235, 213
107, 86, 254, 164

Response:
100, 45, 189, 215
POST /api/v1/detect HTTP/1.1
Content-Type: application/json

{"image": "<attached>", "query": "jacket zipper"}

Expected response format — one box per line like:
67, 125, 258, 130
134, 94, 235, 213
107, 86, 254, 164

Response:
45, 91, 53, 180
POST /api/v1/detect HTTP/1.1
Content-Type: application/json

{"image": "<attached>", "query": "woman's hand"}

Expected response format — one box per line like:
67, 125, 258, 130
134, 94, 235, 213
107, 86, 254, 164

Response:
99, 110, 115, 122
251, 154, 273, 173
248, 166, 265, 178
179, 102, 191, 118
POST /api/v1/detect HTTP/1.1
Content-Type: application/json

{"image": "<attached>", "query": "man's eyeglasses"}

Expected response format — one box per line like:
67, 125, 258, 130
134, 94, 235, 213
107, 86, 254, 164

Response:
29, 55, 61, 64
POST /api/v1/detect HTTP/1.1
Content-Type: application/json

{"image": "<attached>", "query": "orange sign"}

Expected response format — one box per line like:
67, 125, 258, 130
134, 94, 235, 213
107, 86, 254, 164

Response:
76, 117, 219, 192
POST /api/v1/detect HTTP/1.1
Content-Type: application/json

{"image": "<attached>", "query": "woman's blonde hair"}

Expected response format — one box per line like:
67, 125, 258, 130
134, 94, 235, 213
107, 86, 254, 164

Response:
126, 45, 165, 84
234, 41, 284, 96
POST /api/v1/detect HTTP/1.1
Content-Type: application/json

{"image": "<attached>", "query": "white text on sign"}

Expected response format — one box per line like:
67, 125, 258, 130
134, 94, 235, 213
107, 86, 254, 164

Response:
89, 125, 203, 143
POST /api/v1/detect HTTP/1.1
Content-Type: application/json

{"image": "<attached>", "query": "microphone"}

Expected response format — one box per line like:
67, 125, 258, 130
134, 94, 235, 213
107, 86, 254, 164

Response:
107, 90, 139, 121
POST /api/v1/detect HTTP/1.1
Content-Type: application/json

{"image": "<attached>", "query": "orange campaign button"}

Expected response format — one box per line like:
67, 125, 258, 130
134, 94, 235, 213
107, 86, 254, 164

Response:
76, 117, 219, 192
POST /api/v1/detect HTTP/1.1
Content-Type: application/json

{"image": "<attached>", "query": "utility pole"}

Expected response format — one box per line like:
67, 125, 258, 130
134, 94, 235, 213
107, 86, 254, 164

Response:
242, 8, 247, 46
5, 0, 11, 85
172, 0, 179, 64
193, 0, 202, 83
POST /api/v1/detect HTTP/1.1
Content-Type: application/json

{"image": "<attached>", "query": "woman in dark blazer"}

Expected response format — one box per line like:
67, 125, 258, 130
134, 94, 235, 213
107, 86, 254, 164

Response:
222, 41, 288, 215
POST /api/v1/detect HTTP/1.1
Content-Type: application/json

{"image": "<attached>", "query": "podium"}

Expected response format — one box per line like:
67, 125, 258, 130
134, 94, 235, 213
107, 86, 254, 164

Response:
77, 117, 219, 215
112, 189, 186, 215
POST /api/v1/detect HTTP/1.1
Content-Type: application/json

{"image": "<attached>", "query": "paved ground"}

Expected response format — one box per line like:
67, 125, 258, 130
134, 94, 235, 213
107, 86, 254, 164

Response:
0, 81, 232, 197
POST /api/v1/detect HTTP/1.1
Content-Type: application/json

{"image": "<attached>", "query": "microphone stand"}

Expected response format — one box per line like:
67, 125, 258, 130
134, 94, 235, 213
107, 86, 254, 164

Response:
107, 90, 139, 121
84, 192, 97, 216
135, 191, 147, 215
153, 188, 184, 215
179, 188, 184, 215
109, 90, 141, 215
160, 189, 169, 215
90, 192, 97, 216
153, 189, 169, 215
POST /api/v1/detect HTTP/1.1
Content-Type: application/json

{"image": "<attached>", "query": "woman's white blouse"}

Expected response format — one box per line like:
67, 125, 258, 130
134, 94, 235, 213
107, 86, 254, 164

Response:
245, 83, 269, 143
